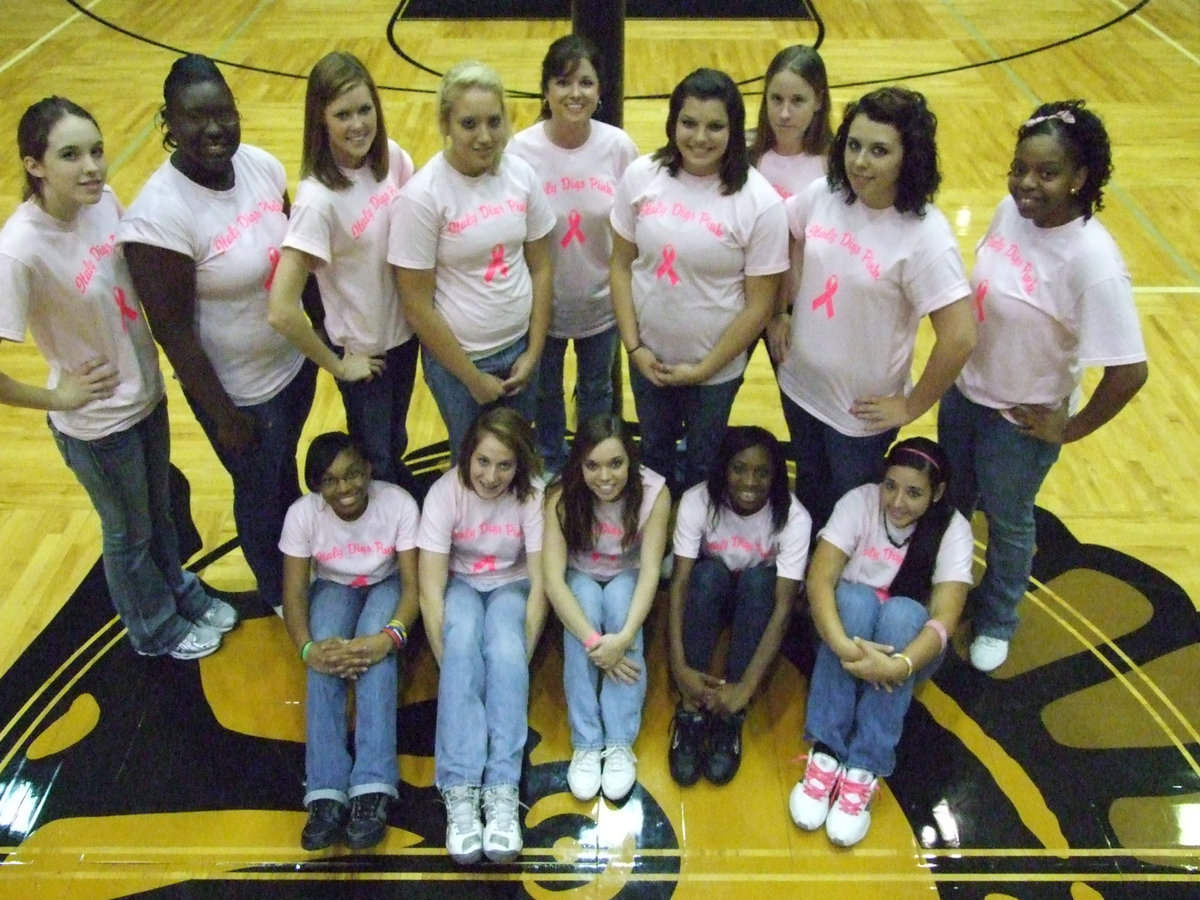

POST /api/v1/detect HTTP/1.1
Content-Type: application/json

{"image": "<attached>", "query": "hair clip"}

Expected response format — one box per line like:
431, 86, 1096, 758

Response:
1025, 109, 1076, 128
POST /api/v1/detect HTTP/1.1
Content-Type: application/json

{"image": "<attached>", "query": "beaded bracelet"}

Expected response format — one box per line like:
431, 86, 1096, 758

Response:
923, 619, 949, 652
890, 651, 914, 680
300, 640, 313, 662
382, 619, 408, 651
584, 631, 603, 651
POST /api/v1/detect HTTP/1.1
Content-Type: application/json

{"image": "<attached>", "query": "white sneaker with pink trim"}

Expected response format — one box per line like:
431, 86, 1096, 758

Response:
824, 767, 879, 847
788, 751, 843, 830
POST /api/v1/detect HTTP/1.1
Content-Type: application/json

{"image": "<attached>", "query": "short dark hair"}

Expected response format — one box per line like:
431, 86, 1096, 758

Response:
653, 68, 749, 195
538, 34, 604, 121
304, 432, 367, 491
1016, 99, 1112, 220
158, 54, 232, 150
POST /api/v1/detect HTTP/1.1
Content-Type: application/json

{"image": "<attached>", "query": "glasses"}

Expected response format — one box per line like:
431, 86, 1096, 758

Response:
319, 466, 368, 491
174, 109, 240, 130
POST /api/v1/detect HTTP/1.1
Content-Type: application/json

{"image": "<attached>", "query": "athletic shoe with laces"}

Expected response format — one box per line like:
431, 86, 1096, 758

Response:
668, 706, 707, 786
442, 785, 483, 864
704, 712, 744, 785
567, 748, 602, 801
825, 767, 879, 847
481, 784, 523, 863
167, 622, 222, 660
344, 791, 389, 850
970, 634, 1010, 672
300, 797, 347, 851
600, 745, 637, 801
196, 598, 238, 633
788, 751, 843, 830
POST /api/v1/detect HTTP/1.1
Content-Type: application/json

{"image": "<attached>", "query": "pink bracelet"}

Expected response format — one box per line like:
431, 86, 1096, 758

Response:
923, 618, 948, 652
584, 631, 602, 650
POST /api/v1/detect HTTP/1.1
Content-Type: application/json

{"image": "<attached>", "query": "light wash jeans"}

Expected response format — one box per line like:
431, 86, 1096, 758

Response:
681, 558, 777, 681
562, 569, 646, 750
50, 400, 211, 655
938, 386, 1060, 640
804, 582, 943, 777
303, 575, 401, 805
536, 327, 619, 475
435, 576, 531, 790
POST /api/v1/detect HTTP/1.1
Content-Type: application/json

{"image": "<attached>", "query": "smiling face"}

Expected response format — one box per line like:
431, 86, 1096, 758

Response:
675, 96, 730, 177
582, 437, 630, 504
469, 432, 518, 500
324, 81, 377, 169
765, 69, 820, 156
880, 464, 942, 530
443, 87, 506, 177
167, 79, 241, 186
843, 114, 904, 209
545, 57, 600, 128
24, 114, 106, 220
317, 449, 371, 521
1008, 132, 1088, 228
724, 444, 773, 516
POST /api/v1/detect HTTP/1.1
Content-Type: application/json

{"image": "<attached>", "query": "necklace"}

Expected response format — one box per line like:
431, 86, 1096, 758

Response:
881, 509, 913, 549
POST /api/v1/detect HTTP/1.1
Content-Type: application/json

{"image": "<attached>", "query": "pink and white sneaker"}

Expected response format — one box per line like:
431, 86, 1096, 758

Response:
788, 751, 843, 830
824, 767, 879, 847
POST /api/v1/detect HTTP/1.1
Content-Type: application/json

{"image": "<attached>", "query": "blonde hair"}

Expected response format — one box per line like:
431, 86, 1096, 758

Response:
437, 60, 509, 171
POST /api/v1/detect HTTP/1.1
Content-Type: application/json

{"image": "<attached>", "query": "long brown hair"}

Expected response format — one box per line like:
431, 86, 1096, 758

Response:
554, 415, 643, 552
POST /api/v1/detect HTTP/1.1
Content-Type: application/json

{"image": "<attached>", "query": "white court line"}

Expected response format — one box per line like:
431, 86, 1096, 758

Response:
0, 0, 106, 76
1112, 0, 1200, 67
1134, 286, 1200, 294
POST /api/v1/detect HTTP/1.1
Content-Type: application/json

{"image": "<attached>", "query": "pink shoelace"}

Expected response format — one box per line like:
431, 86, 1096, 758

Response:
801, 754, 842, 800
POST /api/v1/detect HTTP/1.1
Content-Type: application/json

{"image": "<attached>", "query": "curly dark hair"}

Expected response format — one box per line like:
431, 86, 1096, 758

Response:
652, 68, 749, 195
828, 86, 940, 216
1016, 99, 1112, 220
553, 415, 643, 553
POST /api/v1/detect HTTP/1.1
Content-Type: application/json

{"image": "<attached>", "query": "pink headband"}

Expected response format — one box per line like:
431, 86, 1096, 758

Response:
1025, 110, 1075, 128
897, 447, 941, 475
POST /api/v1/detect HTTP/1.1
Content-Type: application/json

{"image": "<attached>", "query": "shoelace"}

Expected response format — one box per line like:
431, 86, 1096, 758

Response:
834, 775, 877, 814
602, 746, 636, 767
482, 788, 521, 830
444, 786, 479, 832
801, 755, 842, 800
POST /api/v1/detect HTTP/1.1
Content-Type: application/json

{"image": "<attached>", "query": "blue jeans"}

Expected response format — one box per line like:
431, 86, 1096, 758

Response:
50, 400, 211, 655
937, 386, 1060, 640
304, 575, 400, 805
336, 338, 419, 493
536, 327, 619, 474
805, 582, 942, 777
682, 558, 777, 682
562, 570, 646, 750
779, 392, 895, 535
422, 336, 538, 464
435, 576, 531, 790
629, 368, 742, 495
185, 361, 316, 609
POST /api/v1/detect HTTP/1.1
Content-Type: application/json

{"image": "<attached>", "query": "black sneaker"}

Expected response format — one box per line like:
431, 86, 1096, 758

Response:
705, 712, 745, 786
345, 792, 390, 850
301, 798, 347, 851
668, 705, 707, 786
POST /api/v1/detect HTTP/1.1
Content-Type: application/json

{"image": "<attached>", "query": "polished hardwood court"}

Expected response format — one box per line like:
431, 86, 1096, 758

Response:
0, 1, 1198, 897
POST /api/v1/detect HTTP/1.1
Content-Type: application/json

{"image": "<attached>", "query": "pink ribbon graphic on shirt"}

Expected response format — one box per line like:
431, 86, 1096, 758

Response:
113, 287, 138, 332
656, 244, 680, 285
561, 210, 585, 247
484, 244, 508, 283
350, 575, 369, 588
974, 279, 988, 322
811, 274, 839, 318
263, 246, 281, 291
472, 555, 498, 573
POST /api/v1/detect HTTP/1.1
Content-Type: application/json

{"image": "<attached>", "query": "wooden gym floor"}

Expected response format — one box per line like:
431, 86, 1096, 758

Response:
0, 1, 1198, 897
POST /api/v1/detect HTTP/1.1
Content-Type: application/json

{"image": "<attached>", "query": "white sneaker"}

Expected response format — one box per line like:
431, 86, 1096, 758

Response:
824, 767, 878, 847
600, 746, 637, 801
442, 785, 482, 864
167, 623, 222, 660
970, 635, 1010, 672
788, 751, 842, 830
196, 598, 238, 633
481, 785, 523, 863
567, 748, 602, 800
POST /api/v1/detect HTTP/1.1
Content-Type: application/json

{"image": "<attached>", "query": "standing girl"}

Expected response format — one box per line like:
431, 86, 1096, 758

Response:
750, 44, 832, 199
268, 51, 419, 493
789, 438, 972, 848
280, 433, 419, 852
390, 61, 555, 462
418, 408, 545, 864
508, 35, 638, 474
938, 100, 1147, 672
611, 68, 788, 494
0, 97, 235, 660
667, 426, 809, 787
768, 87, 975, 533
542, 415, 670, 802
120, 54, 317, 614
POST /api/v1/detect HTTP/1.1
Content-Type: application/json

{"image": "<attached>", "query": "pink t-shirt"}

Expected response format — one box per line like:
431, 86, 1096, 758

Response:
566, 466, 667, 580
284, 140, 415, 355
673, 482, 811, 580
117, 144, 304, 405
509, 120, 638, 339
754, 149, 825, 201
819, 483, 974, 593
387, 152, 556, 358
610, 155, 789, 385
417, 468, 545, 591
958, 195, 1146, 410
776, 179, 970, 436
0, 188, 163, 440
279, 480, 420, 587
